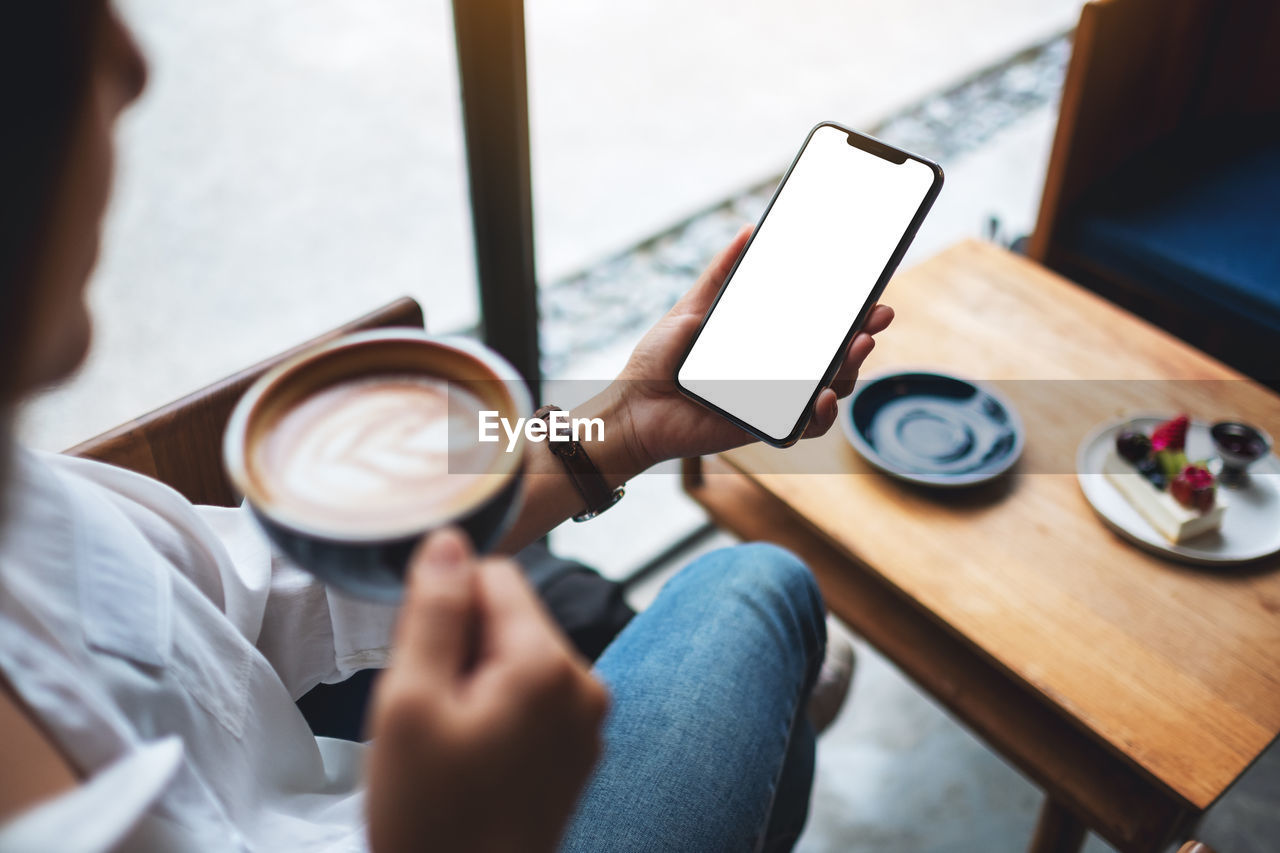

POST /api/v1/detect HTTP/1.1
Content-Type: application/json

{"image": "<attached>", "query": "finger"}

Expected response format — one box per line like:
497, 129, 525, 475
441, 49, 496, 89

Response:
830, 333, 874, 398
862, 304, 894, 336
676, 224, 753, 314
830, 306, 891, 396
472, 559, 605, 723
802, 388, 840, 438
473, 557, 566, 662
394, 527, 480, 682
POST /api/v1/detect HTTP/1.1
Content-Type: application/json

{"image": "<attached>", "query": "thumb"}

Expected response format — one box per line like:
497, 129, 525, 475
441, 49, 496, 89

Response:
395, 527, 480, 682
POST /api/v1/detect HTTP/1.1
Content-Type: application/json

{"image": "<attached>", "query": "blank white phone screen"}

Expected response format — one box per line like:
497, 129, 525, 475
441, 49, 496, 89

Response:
677, 125, 936, 441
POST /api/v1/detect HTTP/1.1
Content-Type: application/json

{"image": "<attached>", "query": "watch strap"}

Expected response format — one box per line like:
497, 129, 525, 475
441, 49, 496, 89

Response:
534, 405, 624, 521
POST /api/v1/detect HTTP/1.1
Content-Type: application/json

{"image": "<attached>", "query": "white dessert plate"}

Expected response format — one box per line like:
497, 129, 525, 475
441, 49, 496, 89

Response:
1077, 415, 1280, 566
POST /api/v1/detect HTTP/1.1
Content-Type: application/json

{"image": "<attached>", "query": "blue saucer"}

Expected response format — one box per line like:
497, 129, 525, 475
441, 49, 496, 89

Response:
841, 370, 1024, 487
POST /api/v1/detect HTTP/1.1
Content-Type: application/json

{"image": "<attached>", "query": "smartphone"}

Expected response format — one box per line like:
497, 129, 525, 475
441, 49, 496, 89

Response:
675, 122, 943, 447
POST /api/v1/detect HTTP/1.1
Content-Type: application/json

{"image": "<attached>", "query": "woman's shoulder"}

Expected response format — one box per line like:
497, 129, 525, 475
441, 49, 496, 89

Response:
0, 449, 175, 666
1, 449, 221, 632
17, 450, 237, 590
37, 450, 197, 517
5, 448, 275, 639
6, 448, 191, 523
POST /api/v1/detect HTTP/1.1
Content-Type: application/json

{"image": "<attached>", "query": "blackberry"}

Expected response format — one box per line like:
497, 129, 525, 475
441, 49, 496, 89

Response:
1115, 429, 1151, 464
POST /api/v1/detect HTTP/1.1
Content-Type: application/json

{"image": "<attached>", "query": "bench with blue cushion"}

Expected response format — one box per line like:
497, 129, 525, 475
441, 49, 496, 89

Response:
1057, 117, 1280, 381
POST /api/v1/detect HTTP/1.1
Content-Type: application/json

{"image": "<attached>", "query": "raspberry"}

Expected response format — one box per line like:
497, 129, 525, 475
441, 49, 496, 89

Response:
1170, 464, 1215, 512
1151, 414, 1189, 452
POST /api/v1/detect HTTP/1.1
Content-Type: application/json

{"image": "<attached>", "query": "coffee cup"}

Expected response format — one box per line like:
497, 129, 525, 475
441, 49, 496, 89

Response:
223, 330, 531, 601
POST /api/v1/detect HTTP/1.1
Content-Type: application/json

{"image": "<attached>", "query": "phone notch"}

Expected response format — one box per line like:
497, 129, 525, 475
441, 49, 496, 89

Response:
846, 131, 907, 165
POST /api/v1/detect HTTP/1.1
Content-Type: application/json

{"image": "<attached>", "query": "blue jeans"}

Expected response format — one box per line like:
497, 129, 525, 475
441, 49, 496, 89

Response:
560, 543, 827, 852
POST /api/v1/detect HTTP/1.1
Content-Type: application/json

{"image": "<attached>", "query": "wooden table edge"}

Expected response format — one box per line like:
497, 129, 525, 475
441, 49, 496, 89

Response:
683, 454, 1200, 853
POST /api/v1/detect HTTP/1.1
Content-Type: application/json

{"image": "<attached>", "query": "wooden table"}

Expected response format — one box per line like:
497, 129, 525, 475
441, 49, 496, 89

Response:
682, 240, 1280, 853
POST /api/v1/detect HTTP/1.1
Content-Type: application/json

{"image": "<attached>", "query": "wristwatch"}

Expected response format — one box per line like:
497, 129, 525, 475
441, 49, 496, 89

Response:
534, 405, 625, 521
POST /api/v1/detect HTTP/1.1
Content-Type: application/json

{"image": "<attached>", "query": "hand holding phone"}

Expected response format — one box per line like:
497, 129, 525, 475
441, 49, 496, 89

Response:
604, 228, 894, 476
675, 123, 943, 446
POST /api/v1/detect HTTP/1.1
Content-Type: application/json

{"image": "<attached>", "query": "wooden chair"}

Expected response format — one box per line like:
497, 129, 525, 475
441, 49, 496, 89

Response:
1031, 0, 1280, 263
1029, 0, 1280, 385
66, 297, 424, 505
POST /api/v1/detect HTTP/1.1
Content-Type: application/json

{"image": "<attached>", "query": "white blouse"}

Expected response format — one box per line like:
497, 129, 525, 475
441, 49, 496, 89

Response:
0, 448, 400, 851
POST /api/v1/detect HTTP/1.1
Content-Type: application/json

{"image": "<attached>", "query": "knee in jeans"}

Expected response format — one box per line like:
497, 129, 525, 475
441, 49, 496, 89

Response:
680, 543, 825, 632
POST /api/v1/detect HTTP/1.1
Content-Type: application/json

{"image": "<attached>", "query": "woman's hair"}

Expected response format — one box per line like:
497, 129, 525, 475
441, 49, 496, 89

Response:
0, 3, 101, 405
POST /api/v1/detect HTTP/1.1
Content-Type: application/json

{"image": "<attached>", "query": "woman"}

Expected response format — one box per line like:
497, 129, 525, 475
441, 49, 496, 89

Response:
0, 3, 893, 850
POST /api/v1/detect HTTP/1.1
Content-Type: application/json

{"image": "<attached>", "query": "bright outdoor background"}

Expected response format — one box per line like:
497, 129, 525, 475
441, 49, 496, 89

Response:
20, 0, 1082, 451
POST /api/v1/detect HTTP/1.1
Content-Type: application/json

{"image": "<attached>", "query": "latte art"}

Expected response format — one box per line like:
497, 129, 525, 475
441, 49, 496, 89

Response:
252, 375, 502, 535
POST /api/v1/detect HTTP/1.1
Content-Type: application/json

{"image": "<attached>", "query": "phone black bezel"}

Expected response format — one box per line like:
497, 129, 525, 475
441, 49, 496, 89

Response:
673, 120, 945, 448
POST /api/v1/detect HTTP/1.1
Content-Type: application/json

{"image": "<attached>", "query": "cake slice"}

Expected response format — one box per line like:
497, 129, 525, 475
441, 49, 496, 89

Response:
1103, 450, 1227, 543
